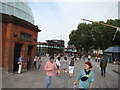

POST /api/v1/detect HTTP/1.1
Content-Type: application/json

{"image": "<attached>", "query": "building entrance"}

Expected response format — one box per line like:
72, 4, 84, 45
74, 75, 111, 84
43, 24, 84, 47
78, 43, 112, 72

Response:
13, 44, 22, 71
27, 45, 33, 69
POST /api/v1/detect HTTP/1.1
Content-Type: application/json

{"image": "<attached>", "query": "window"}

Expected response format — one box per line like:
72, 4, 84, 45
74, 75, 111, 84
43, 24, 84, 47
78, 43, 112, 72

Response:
20, 32, 32, 41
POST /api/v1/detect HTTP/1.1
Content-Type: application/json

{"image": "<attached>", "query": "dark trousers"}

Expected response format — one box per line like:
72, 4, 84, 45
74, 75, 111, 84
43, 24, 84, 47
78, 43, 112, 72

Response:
101, 67, 106, 76
33, 61, 36, 69
88, 59, 90, 61
38, 65, 41, 69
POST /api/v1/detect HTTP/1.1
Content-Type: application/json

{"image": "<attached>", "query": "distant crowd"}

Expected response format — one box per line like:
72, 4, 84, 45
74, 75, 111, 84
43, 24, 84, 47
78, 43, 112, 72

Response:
17, 53, 108, 89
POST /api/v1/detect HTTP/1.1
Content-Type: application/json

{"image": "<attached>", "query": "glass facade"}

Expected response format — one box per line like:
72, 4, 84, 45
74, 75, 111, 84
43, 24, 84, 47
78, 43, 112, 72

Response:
0, 0, 34, 24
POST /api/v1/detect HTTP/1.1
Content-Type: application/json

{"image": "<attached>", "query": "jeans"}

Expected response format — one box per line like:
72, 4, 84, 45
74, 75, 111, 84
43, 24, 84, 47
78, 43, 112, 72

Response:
101, 67, 106, 76
46, 75, 54, 88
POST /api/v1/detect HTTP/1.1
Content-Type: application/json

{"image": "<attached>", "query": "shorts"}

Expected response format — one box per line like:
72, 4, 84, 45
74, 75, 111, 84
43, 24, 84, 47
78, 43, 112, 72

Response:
69, 66, 74, 74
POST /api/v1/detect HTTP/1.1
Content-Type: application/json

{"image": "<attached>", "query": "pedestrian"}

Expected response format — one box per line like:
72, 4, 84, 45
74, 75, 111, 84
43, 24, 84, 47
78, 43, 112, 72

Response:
68, 57, 75, 78
38, 57, 42, 69
36, 56, 39, 69
46, 53, 49, 57
95, 56, 97, 62
97, 53, 100, 62
33, 56, 37, 69
100, 56, 107, 77
74, 61, 94, 89
55, 57, 61, 76
27, 55, 30, 70
61, 57, 68, 73
88, 54, 91, 61
81, 55, 85, 61
17, 56, 23, 74
44, 56, 57, 88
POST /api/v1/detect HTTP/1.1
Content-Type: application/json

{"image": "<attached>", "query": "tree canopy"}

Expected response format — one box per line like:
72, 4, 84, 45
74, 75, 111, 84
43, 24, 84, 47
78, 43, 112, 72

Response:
68, 19, 120, 52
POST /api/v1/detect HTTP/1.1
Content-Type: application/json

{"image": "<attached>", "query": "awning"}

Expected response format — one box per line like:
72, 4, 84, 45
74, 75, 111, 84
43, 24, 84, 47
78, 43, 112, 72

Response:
104, 46, 120, 53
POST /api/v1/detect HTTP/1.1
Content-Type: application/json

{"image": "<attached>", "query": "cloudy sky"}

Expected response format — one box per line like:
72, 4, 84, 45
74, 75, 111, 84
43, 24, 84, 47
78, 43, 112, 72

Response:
28, 0, 119, 47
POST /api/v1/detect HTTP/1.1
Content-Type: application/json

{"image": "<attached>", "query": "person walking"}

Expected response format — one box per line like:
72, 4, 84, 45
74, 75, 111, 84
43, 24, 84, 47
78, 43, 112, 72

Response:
68, 57, 75, 78
81, 55, 85, 61
61, 57, 68, 73
88, 54, 91, 61
44, 56, 57, 88
95, 56, 97, 62
74, 61, 94, 89
55, 57, 61, 76
100, 56, 107, 77
27, 55, 30, 70
97, 53, 100, 62
38, 57, 42, 69
18, 56, 23, 74
33, 56, 37, 69
36, 56, 39, 69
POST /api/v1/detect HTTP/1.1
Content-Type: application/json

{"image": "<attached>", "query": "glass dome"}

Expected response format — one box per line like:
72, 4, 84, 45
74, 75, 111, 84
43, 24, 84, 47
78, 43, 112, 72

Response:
0, 0, 34, 24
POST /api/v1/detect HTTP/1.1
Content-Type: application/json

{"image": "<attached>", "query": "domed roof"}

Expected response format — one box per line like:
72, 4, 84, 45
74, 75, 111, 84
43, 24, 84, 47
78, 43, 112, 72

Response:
0, 0, 34, 24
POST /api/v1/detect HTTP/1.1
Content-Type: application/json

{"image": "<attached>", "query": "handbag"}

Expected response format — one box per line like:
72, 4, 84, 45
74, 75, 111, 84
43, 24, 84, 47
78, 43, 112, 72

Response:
81, 70, 91, 81
17, 62, 22, 65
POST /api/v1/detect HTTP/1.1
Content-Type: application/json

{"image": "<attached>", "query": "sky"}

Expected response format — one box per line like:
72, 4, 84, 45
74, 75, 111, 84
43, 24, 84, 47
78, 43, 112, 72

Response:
28, 0, 119, 47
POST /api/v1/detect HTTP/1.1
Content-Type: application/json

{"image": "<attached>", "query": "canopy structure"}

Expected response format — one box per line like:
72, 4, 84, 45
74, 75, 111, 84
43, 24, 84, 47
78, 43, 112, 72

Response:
104, 47, 120, 53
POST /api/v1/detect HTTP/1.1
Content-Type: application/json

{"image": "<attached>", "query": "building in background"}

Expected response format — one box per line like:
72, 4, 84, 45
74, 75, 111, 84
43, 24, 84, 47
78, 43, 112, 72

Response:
37, 40, 65, 56
0, 1, 41, 72
37, 42, 48, 56
47, 40, 65, 56
65, 45, 77, 56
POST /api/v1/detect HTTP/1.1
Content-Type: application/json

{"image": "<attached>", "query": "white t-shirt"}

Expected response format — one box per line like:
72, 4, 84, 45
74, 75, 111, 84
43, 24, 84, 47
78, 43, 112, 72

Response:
88, 55, 91, 59
34, 58, 37, 61
56, 59, 61, 66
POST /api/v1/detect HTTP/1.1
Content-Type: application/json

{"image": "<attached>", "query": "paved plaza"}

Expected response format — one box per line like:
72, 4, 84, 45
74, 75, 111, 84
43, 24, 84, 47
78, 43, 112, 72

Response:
2, 56, 120, 88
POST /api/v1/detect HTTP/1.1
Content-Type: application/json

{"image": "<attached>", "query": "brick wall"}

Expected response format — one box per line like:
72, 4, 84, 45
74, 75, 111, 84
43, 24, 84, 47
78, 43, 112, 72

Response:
1, 14, 40, 72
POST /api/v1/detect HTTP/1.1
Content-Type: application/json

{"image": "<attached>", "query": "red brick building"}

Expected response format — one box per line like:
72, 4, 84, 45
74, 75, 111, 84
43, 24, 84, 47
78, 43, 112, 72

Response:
1, 13, 40, 72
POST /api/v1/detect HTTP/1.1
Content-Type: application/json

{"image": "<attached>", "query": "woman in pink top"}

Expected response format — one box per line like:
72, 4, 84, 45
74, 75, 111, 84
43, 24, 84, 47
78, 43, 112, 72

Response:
44, 56, 57, 88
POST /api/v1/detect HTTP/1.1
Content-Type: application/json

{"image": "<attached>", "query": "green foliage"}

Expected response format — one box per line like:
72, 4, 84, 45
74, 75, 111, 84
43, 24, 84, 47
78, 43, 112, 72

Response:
68, 19, 120, 52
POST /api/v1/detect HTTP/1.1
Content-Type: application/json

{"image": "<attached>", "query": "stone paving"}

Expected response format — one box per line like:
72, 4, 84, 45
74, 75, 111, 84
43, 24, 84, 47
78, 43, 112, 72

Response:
2, 56, 120, 88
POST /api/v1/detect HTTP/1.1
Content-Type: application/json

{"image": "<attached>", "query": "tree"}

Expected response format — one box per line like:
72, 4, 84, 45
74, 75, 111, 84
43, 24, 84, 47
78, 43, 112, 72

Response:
68, 19, 120, 52
68, 23, 94, 52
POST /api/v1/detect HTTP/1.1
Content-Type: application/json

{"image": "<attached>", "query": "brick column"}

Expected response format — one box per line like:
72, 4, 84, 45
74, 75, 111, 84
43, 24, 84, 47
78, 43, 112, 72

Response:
4, 23, 13, 71
21, 43, 28, 70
